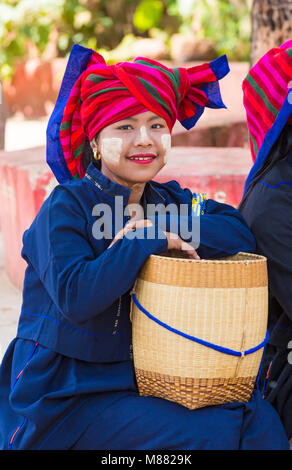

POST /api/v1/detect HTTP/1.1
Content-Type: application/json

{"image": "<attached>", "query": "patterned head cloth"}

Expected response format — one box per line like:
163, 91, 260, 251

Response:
47, 44, 229, 183
242, 40, 292, 195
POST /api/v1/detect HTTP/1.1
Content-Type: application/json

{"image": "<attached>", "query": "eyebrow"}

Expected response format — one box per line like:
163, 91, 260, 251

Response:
119, 115, 163, 123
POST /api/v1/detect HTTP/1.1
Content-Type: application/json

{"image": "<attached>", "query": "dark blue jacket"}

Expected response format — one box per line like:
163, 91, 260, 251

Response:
239, 125, 292, 439
17, 162, 256, 363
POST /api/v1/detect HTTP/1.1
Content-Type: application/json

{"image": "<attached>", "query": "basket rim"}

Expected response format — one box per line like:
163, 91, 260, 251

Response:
150, 252, 267, 265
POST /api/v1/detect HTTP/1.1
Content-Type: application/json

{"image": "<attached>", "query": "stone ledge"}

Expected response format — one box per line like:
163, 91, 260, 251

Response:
172, 119, 248, 148
155, 146, 251, 206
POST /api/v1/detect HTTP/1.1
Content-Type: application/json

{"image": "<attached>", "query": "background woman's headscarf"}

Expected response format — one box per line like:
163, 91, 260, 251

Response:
242, 40, 292, 196
47, 44, 230, 183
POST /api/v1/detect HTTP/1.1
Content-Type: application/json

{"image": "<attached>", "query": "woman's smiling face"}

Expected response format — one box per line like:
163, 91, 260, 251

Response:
91, 111, 171, 187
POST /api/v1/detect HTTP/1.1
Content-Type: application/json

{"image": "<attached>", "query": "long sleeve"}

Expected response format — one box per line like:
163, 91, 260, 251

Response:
195, 198, 256, 258
21, 186, 168, 324
148, 193, 256, 259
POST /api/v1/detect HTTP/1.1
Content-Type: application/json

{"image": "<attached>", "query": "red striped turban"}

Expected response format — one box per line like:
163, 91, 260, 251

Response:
242, 39, 292, 195
47, 45, 229, 183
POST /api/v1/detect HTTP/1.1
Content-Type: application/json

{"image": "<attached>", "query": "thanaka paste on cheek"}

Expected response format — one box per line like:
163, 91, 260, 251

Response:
100, 138, 123, 163
161, 134, 171, 163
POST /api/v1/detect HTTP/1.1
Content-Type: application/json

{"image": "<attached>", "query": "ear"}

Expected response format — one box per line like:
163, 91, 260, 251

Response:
90, 138, 97, 152
90, 134, 100, 153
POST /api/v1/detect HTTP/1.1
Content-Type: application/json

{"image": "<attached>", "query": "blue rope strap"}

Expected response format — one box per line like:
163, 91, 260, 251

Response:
131, 293, 269, 358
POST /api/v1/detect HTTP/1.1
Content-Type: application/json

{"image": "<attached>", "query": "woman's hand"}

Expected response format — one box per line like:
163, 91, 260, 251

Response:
163, 231, 200, 260
108, 219, 153, 249
108, 220, 200, 260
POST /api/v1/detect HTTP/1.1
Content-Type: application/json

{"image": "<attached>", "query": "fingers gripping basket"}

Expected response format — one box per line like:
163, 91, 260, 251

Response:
130, 252, 269, 409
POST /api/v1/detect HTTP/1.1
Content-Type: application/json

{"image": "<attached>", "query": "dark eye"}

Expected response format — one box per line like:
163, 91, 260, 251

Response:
151, 123, 164, 129
117, 124, 133, 130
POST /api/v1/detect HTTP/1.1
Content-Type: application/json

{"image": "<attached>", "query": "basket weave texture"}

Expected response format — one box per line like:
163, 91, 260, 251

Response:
131, 251, 268, 409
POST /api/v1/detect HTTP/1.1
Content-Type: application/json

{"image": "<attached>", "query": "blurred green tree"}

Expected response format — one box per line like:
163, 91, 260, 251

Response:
0, 0, 252, 82
190, 0, 252, 60
0, 0, 63, 80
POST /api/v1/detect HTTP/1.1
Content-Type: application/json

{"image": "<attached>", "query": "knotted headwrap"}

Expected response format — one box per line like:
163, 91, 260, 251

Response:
242, 40, 292, 195
47, 44, 229, 183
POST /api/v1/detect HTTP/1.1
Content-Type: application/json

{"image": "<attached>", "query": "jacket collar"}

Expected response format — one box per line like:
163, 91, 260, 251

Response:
84, 162, 166, 205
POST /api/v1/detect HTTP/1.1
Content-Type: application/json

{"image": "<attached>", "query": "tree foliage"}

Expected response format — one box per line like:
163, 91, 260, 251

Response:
191, 0, 251, 60
0, 0, 251, 81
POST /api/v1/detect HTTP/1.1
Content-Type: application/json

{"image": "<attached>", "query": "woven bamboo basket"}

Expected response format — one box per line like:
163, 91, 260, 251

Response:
130, 251, 268, 409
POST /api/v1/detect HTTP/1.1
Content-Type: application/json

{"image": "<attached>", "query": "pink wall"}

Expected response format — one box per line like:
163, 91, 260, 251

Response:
0, 147, 57, 288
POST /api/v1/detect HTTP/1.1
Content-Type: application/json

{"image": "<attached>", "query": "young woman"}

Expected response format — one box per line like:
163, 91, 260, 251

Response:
239, 40, 292, 444
0, 45, 289, 450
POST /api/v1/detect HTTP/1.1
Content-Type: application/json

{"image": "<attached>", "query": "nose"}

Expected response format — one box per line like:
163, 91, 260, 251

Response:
134, 126, 153, 147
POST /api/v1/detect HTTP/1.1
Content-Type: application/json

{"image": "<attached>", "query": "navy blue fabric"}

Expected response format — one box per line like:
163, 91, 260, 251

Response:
240, 135, 292, 440
72, 390, 288, 451
0, 339, 138, 450
0, 339, 289, 450
0, 163, 289, 450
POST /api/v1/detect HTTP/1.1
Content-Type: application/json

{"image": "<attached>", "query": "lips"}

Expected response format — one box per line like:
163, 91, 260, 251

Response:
127, 153, 157, 164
